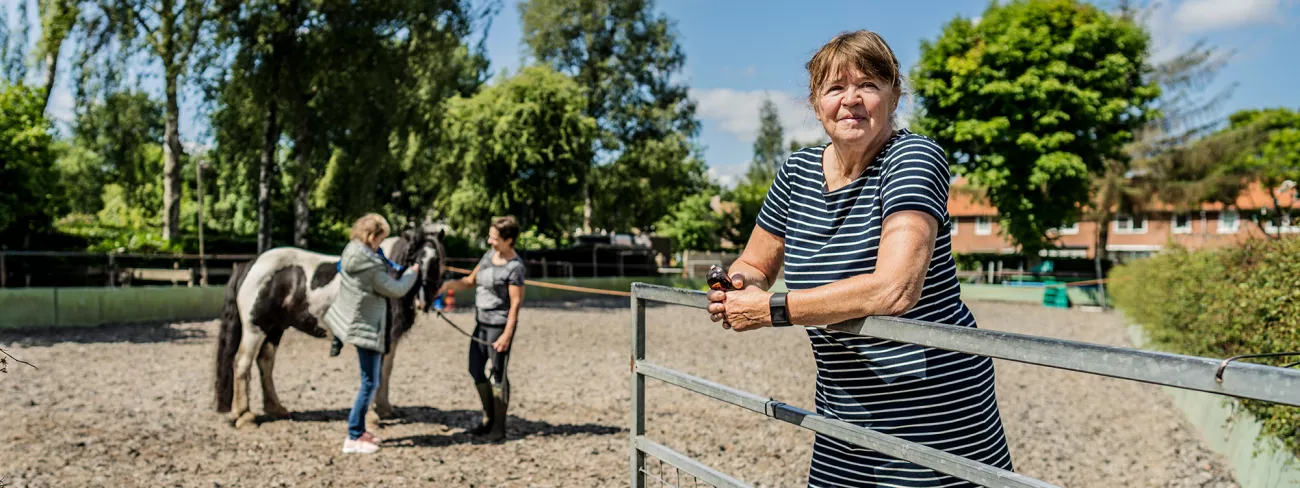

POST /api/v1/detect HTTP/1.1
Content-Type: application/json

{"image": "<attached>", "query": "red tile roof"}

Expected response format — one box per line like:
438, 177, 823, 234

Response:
948, 177, 1297, 216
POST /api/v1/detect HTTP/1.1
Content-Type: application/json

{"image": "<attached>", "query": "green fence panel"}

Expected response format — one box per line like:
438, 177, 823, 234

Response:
54, 288, 105, 326
0, 289, 57, 328
0, 286, 227, 328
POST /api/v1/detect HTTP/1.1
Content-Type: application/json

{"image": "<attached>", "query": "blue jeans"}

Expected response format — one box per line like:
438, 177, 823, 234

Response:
348, 346, 383, 440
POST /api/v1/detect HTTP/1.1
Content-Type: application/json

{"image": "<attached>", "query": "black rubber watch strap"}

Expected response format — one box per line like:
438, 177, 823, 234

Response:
770, 292, 791, 327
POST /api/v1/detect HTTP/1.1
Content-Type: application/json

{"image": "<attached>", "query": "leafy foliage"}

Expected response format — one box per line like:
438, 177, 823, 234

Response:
520, 0, 708, 233
654, 192, 731, 252
912, 0, 1159, 255
0, 83, 62, 243
1111, 240, 1300, 458
434, 66, 597, 241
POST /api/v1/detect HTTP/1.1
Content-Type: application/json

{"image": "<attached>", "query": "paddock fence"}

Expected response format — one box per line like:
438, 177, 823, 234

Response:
628, 283, 1300, 488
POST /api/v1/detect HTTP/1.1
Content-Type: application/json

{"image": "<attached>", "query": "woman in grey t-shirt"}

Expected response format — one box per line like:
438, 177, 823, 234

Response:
437, 216, 525, 441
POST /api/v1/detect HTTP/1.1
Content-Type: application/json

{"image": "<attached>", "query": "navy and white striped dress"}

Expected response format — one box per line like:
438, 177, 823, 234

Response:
757, 129, 1014, 487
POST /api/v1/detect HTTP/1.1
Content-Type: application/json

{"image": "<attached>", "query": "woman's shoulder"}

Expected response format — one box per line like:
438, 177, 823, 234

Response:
884, 129, 946, 161
341, 240, 382, 273
780, 144, 826, 175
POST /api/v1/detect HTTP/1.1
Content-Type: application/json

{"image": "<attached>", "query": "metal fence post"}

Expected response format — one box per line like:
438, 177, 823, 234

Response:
630, 292, 646, 488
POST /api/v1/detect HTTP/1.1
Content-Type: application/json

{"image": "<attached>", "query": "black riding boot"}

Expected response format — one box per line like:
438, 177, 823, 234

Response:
488, 382, 508, 441
469, 382, 494, 435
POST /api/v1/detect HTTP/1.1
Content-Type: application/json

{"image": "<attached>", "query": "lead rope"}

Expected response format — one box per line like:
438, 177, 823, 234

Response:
434, 310, 496, 347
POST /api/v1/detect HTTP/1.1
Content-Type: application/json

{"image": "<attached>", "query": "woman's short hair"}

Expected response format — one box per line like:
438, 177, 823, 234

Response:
806, 30, 903, 109
350, 213, 391, 243
491, 216, 521, 243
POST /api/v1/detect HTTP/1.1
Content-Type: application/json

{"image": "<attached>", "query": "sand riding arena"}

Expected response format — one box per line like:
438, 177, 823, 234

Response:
3, 300, 1237, 487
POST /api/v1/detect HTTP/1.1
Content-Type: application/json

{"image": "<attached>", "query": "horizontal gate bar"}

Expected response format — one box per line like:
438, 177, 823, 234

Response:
631, 283, 1300, 406
634, 436, 750, 488
637, 360, 1056, 488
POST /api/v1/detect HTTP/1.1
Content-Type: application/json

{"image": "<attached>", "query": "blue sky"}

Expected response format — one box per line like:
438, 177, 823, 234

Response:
10, 0, 1300, 187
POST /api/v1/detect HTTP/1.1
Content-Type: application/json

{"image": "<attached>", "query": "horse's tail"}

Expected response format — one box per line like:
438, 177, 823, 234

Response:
215, 260, 252, 413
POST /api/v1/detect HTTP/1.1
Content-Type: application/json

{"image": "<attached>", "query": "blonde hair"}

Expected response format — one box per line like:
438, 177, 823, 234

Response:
350, 213, 391, 243
806, 30, 903, 113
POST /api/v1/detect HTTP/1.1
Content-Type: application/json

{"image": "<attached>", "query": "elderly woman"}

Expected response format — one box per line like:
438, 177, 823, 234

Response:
707, 30, 1013, 486
325, 213, 420, 454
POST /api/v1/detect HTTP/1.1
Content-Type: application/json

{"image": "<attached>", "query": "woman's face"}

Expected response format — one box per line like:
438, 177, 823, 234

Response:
815, 65, 897, 148
367, 231, 388, 251
487, 227, 514, 252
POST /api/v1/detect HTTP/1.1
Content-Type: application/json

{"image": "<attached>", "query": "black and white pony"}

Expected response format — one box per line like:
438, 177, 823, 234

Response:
214, 226, 445, 428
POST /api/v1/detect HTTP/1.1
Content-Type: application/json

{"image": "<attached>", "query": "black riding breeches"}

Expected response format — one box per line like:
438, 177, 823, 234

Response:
468, 322, 510, 386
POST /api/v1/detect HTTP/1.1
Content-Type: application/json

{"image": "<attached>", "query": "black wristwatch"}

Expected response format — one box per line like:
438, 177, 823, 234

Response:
770, 292, 792, 327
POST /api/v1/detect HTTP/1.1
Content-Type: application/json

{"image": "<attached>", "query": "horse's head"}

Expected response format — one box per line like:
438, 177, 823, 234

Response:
397, 224, 446, 313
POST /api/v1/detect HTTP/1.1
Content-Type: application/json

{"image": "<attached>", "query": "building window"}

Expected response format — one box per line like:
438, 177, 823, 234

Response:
975, 217, 992, 235
1113, 214, 1147, 234
1219, 210, 1240, 234
1172, 213, 1192, 234
1052, 221, 1080, 235
1264, 213, 1300, 234
950, 217, 959, 235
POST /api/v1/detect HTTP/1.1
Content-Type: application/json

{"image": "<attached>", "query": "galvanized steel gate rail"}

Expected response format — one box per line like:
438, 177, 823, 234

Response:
629, 283, 1300, 488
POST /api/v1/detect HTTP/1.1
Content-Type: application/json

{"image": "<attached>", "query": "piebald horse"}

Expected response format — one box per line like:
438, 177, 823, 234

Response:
214, 226, 446, 428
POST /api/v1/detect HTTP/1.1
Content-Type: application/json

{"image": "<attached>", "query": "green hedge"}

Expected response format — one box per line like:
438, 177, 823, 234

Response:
1110, 238, 1300, 459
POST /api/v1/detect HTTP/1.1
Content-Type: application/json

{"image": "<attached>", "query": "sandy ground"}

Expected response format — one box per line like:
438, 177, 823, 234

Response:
1, 300, 1237, 487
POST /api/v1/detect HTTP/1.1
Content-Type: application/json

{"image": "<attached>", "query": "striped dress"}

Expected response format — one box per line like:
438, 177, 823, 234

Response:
757, 129, 1014, 487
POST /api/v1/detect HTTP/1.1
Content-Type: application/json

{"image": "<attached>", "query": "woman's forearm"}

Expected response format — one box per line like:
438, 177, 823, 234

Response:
727, 258, 774, 291
786, 272, 922, 327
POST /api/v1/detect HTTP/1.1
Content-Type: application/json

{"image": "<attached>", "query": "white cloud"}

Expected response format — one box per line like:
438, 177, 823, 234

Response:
707, 166, 743, 189
691, 88, 826, 145
1145, 0, 1289, 61
1172, 0, 1282, 33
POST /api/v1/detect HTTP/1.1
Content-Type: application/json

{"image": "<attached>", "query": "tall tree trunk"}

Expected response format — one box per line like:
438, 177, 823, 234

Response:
258, 104, 280, 253
161, 68, 183, 241
292, 126, 311, 248
1093, 221, 1109, 309
582, 183, 592, 234
40, 49, 58, 111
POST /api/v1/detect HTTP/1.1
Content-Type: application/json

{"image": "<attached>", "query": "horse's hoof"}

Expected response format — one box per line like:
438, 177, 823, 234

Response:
234, 412, 258, 429
264, 405, 291, 420
374, 405, 394, 419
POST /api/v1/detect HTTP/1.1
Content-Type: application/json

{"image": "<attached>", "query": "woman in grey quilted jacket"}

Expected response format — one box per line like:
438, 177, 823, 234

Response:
324, 213, 420, 454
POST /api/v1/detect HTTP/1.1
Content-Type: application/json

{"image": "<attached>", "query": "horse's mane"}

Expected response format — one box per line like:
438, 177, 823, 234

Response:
385, 225, 445, 341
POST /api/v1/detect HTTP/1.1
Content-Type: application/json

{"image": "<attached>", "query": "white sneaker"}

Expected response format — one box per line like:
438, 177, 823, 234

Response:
342, 437, 380, 454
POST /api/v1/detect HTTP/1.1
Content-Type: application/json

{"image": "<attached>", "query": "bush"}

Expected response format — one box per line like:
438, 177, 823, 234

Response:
1111, 238, 1300, 458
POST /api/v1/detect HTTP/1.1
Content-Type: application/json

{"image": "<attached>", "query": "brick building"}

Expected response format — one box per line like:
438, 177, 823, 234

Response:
947, 177, 1299, 261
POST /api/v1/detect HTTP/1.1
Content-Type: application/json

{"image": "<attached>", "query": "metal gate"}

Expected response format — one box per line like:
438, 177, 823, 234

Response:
629, 283, 1300, 487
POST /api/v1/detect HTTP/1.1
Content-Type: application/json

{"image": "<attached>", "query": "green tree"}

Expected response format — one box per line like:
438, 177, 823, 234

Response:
0, 82, 62, 244
749, 96, 785, 183
654, 192, 729, 251
35, 0, 83, 110
1086, 2, 1237, 291
78, 0, 213, 242
56, 90, 165, 216
520, 0, 708, 234
434, 66, 596, 240
1225, 108, 1300, 236
912, 0, 1159, 256
211, 0, 489, 250
727, 96, 788, 246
